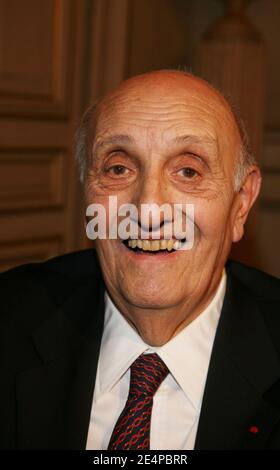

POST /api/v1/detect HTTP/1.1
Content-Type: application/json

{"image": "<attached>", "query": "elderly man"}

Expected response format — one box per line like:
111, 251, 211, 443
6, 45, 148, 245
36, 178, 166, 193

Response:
1, 70, 280, 450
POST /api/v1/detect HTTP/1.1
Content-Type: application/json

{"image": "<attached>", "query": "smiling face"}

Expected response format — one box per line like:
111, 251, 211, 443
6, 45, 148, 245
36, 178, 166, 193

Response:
84, 71, 260, 343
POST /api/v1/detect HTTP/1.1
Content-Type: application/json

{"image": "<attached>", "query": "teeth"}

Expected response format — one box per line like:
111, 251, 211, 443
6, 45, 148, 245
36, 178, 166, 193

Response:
174, 240, 180, 250
167, 239, 174, 251
142, 240, 150, 251
151, 240, 160, 251
127, 239, 183, 251
160, 240, 167, 250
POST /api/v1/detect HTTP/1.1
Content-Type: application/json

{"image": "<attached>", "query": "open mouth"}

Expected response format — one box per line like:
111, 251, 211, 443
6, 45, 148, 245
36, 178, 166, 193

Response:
122, 238, 187, 254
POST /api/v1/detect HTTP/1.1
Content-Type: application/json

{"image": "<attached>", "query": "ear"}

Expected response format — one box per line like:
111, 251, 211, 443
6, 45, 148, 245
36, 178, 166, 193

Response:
232, 165, 262, 243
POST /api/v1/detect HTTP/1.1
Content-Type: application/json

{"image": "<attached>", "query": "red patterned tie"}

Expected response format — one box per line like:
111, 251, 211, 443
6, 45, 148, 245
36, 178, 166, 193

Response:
107, 353, 169, 450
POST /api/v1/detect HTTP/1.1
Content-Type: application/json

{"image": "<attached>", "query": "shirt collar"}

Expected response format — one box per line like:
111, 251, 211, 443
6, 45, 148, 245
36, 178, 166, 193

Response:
96, 270, 227, 410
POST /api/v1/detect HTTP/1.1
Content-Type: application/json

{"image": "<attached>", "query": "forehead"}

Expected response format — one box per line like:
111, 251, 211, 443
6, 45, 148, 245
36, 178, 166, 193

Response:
93, 77, 240, 156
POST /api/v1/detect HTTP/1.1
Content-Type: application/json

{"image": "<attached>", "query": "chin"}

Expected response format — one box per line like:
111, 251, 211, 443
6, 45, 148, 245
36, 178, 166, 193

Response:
121, 283, 181, 310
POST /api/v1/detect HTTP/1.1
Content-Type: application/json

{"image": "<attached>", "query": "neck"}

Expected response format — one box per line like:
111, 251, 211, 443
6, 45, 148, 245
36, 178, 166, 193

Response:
106, 270, 224, 346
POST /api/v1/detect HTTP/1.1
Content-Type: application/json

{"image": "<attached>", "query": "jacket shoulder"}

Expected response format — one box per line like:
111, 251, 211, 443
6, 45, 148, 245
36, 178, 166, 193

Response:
0, 249, 101, 324
226, 259, 280, 302
2, 248, 100, 280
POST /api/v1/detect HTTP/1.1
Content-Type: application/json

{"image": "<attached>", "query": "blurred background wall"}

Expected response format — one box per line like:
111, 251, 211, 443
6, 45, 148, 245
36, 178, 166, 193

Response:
0, 0, 279, 277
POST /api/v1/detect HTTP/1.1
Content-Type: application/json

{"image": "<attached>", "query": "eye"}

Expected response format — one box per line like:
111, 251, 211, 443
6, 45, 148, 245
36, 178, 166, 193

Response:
106, 165, 129, 176
177, 167, 198, 179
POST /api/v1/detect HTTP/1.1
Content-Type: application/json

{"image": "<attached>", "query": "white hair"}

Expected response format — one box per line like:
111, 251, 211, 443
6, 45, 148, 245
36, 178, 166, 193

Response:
232, 115, 256, 191
75, 104, 95, 186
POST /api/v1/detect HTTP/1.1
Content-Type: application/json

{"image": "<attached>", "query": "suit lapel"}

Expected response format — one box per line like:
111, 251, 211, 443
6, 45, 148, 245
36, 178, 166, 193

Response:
16, 275, 105, 449
195, 268, 280, 449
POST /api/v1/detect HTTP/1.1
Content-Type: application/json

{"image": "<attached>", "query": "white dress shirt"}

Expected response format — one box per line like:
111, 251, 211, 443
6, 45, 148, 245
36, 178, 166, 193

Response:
86, 270, 226, 450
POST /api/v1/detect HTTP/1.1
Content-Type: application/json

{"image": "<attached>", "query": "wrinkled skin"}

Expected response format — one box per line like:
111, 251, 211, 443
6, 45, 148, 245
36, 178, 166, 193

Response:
85, 71, 261, 346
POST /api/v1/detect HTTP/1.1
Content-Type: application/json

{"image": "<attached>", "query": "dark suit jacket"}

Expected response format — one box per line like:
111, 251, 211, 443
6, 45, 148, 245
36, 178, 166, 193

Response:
0, 249, 280, 449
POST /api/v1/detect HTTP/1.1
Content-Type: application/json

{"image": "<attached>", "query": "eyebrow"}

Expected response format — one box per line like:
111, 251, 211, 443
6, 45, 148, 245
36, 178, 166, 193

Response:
170, 134, 218, 171
172, 134, 218, 148
94, 133, 217, 150
93, 134, 135, 152
92, 133, 217, 174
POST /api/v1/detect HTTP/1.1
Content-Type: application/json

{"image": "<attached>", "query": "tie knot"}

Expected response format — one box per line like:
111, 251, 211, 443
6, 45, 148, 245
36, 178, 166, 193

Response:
129, 353, 169, 398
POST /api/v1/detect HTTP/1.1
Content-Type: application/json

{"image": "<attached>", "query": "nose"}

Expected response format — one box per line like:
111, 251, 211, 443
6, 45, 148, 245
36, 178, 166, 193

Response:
131, 172, 173, 235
